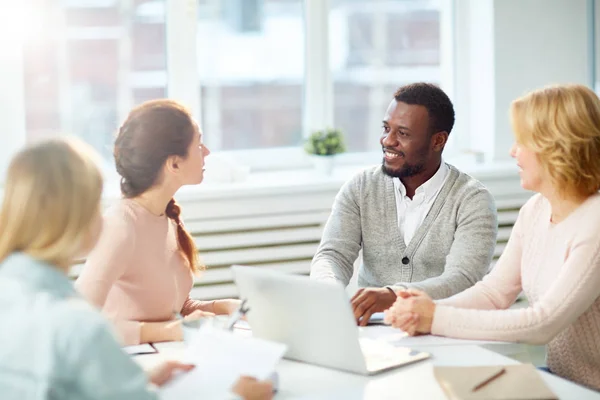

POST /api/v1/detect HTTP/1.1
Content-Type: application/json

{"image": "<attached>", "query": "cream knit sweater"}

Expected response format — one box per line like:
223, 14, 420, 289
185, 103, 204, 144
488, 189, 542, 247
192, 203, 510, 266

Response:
433, 193, 600, 391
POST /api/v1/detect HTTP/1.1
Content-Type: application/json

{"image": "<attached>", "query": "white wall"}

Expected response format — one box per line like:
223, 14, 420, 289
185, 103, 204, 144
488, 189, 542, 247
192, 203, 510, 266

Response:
0, 38, 27, 181
458, 0, 592, 162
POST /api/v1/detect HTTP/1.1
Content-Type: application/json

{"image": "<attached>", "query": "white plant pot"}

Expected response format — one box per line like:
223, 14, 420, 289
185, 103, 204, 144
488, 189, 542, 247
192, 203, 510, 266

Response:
311, 155, 335, 175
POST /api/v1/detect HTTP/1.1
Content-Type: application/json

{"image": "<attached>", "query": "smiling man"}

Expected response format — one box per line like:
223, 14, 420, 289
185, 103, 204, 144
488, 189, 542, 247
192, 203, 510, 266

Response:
310, 83, 498, 326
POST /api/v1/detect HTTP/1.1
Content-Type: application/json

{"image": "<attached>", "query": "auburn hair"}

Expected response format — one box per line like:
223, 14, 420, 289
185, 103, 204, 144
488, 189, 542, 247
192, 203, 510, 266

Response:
114, 99, 201, 272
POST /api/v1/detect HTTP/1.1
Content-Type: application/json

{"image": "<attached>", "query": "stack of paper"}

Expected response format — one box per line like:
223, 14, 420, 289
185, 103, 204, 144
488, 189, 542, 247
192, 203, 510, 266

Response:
159, 326, 286, 399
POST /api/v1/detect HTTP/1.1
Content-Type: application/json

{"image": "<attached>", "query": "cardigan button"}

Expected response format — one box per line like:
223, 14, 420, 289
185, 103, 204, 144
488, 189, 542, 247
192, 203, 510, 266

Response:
402, 256, 410, 265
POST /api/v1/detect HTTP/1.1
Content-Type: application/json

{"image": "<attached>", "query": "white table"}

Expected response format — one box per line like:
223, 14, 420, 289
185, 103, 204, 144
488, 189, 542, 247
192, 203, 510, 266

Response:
134, 328, 600, 399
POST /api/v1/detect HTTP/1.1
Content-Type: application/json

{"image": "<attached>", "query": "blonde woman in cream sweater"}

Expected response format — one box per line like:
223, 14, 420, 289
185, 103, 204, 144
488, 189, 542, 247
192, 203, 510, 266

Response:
385, 84, 600, 391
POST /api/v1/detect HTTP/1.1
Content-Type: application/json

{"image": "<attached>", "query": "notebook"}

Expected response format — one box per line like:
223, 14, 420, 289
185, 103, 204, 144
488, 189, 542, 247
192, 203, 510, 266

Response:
434, 364, 558, 400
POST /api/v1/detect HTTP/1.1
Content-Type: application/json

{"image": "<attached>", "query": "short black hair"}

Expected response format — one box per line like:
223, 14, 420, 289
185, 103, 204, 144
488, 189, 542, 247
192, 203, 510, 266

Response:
393, 82, 455, 136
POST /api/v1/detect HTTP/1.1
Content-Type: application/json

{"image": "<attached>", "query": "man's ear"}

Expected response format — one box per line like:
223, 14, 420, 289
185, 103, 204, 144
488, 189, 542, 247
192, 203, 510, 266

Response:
432, 131, 448, 152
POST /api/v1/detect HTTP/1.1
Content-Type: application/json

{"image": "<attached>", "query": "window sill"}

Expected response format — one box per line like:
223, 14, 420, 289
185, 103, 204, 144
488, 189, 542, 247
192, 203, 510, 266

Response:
102, 157, 520, 202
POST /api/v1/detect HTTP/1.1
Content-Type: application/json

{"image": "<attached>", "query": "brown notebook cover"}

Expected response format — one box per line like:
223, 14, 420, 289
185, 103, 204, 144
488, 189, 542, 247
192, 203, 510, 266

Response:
434, 364, 558, 400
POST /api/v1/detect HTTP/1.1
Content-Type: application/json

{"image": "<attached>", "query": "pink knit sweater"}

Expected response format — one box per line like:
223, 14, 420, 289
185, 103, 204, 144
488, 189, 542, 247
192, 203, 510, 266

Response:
432, 193, 600, 390
75, 199, 208, 345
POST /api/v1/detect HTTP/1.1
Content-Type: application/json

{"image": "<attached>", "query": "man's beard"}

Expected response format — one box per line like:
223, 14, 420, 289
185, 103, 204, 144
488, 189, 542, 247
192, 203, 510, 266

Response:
381, 159, 426, 178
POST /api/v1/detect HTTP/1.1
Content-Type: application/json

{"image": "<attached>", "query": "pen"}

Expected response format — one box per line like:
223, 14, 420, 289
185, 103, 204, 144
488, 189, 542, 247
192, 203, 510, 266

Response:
225, 299, 250, 331
472, 367, 506, 392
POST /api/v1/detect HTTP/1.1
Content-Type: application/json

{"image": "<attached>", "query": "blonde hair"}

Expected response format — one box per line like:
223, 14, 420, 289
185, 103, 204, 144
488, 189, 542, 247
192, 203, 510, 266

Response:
0, 138, 103, 267
510, 84, 600, 197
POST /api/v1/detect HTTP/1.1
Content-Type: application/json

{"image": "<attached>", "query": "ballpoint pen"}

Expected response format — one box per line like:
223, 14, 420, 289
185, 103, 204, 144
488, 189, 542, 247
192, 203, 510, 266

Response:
225, 299, 250, 331
472, 367, 506, 392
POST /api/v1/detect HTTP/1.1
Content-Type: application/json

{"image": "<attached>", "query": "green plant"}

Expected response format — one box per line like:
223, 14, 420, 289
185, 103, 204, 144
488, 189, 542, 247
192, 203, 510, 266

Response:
304, 128, 346, 156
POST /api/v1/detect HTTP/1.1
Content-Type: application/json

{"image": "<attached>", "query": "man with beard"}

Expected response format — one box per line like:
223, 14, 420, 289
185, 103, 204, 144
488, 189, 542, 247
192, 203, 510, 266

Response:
310, 83, 498, 326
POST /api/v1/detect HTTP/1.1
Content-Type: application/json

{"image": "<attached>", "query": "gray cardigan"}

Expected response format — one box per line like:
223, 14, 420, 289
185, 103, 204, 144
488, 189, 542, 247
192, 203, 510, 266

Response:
310, 164, 498, 300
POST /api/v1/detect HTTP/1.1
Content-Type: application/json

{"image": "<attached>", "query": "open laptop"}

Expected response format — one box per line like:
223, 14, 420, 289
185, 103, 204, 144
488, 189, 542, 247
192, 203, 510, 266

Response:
231, 265, 430, 375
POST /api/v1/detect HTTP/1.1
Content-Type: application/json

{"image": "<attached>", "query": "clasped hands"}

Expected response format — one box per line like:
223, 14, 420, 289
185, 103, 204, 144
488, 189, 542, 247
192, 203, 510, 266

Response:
351, 287, 435, 335
384, 289, 436, 335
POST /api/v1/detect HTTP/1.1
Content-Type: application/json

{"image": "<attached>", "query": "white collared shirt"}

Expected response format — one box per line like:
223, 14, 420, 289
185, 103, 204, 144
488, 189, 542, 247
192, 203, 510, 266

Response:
393, 161, 449, 246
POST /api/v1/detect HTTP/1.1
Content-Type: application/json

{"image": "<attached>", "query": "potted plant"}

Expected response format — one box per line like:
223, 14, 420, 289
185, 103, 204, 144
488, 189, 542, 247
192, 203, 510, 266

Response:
304, 128, 346, 175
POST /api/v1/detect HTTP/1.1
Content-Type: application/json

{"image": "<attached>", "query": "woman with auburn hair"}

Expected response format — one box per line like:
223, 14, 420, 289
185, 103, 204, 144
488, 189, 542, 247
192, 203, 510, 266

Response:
76, 99, 240, 345
385, 84, 600, 390
0, 138, 273, 400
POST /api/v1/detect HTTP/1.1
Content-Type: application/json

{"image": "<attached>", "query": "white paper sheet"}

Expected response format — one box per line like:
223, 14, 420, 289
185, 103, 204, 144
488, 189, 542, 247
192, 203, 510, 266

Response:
159, 326, 286, 400
151, 341, 185, 352
359, 325, 511, 347
122, 344, 157, 355
234, 320, 251, 330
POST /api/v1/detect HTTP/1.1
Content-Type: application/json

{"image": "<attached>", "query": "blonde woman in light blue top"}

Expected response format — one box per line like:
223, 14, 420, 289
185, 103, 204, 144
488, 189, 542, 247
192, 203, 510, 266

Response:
0, 138, 273, 400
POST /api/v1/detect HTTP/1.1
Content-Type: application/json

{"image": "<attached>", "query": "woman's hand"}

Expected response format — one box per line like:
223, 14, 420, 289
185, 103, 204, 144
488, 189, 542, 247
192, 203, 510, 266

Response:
384, 289, 436, 335
232, 376, 274, 400
214, 299, 242, 315
141, 320, 184, 343
140, 310, 214, 343
150, 365, 273, 399
148, 360, 194, 386
184, 309, 216, 321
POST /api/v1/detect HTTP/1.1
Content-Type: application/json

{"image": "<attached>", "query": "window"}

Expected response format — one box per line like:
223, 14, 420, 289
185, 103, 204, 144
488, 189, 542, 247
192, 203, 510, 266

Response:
3, 0, 451, 178
330, 0, 442, 152
197, 0, 305, 151
22, 0, 166, 168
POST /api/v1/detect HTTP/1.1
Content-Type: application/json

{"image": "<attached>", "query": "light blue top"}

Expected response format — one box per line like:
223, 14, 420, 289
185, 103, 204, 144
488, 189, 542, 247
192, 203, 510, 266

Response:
0, 253, 158, 400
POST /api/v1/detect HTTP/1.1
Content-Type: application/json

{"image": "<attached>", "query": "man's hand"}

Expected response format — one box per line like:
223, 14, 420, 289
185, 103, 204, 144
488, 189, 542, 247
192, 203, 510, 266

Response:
351, 287, 397, 326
